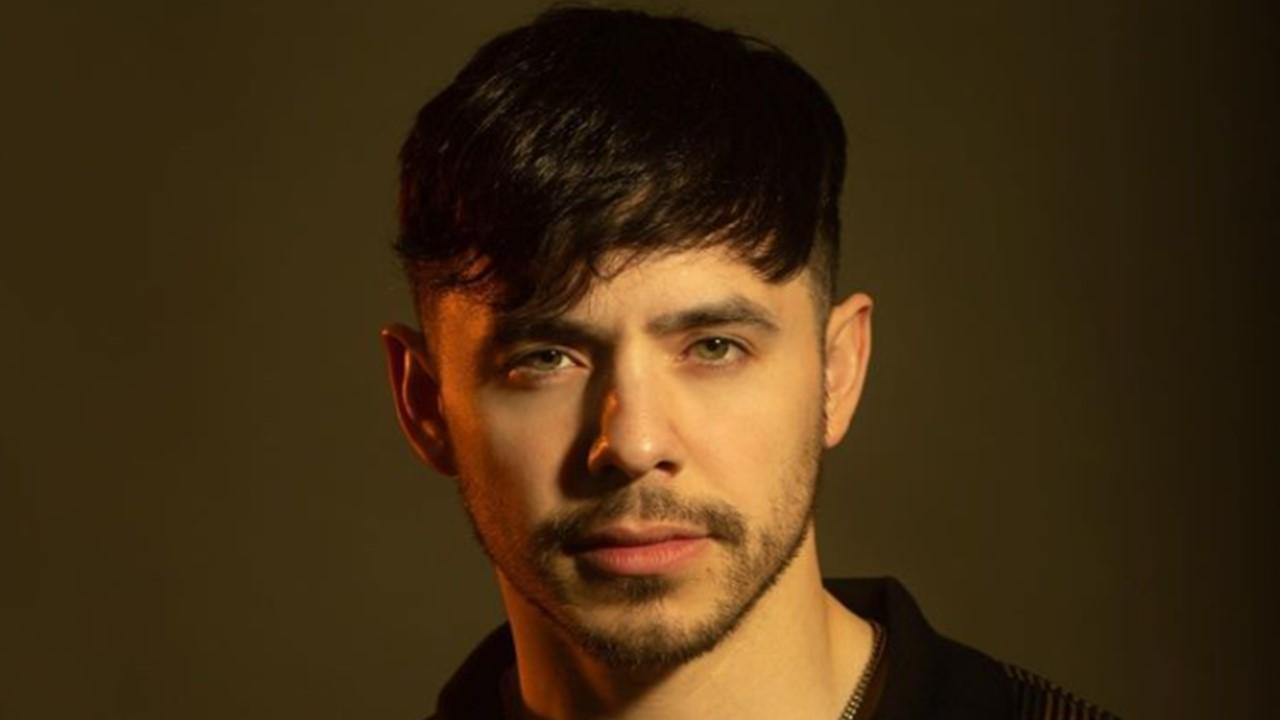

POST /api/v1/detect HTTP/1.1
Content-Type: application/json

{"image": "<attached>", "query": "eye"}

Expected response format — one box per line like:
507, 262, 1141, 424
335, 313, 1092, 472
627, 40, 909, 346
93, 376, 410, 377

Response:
686, 337, 744, 364
511, 348, 575, 374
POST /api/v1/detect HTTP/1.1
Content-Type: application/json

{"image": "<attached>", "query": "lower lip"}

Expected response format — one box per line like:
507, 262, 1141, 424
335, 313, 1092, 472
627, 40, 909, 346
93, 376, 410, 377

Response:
575, 538, 709, 576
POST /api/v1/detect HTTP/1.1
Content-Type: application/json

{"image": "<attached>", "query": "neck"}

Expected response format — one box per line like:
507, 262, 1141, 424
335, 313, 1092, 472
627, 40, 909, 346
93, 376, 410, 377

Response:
498, 526, 874, 720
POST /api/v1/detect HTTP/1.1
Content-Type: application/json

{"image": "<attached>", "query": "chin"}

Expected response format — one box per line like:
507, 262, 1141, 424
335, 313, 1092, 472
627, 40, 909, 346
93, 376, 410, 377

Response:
559, 609, 734, 671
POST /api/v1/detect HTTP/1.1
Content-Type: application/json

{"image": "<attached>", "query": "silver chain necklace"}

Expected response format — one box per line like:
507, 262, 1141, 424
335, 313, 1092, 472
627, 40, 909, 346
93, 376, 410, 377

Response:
837, 619, 886, 720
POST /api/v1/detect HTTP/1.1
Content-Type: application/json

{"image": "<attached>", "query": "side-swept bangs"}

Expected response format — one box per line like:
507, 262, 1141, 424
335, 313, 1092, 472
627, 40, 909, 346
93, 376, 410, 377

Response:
396, 7, 845, 317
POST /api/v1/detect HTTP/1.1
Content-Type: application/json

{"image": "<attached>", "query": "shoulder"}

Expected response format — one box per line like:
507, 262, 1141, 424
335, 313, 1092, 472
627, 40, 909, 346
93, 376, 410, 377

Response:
427, 623, 514, 720
931, 634, 1119, 719
824, 577, 1119, 720
1001, 663, 1120, 719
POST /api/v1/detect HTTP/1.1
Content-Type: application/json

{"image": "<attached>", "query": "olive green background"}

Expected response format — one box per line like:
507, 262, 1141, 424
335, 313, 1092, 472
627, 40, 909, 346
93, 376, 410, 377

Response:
2, 1, 1274, 718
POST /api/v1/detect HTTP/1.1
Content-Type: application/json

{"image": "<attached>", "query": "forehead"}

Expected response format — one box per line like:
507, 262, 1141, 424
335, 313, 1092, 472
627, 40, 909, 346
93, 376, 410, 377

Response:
433, 248, 818, 341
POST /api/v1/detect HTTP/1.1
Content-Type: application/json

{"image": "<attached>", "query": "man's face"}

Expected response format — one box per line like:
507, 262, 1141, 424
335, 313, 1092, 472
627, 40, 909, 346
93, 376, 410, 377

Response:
428, 248, 830, 668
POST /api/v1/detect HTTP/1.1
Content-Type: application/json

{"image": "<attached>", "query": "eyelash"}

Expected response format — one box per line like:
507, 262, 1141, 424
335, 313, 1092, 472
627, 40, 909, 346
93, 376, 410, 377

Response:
506, 336, 749, 380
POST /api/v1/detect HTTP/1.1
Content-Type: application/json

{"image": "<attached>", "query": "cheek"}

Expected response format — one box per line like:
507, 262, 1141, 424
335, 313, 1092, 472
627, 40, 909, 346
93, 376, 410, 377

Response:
683, 356, 824, 508
454, 386, 586, 526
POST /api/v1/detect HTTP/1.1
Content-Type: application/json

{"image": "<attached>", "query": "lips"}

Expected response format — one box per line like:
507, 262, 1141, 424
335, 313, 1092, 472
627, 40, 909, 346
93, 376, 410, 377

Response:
567, 525, 711, 575
569, 524, 708, 550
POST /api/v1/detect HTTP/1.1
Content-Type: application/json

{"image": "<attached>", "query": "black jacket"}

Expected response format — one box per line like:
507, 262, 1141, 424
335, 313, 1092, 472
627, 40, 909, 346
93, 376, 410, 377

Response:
428, 577, 1117, 719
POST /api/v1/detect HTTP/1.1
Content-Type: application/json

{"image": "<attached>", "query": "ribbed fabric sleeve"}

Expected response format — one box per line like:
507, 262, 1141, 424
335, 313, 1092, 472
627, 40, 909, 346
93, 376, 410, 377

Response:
1004, 664, 1119, 719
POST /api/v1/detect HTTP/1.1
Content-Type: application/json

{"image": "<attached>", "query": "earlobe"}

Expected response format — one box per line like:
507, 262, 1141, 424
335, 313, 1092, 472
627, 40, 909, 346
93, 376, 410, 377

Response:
822, 293, 873, 448
380, 323, 458, 476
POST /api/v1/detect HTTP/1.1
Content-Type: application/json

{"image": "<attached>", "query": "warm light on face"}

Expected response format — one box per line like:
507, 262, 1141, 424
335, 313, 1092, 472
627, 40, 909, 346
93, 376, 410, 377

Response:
431, 249, 829, 669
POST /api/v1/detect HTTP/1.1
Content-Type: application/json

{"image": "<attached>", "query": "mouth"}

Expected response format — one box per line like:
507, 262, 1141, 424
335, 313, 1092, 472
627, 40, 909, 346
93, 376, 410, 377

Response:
566, 524, 711, 576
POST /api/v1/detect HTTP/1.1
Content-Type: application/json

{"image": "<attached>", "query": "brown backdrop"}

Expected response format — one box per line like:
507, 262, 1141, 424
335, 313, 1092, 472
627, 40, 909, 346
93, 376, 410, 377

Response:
2, 1, 1275, 718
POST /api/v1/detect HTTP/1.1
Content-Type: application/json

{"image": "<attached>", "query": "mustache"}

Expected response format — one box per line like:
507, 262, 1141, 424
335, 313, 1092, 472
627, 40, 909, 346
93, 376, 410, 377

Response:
531, 486, 747, 556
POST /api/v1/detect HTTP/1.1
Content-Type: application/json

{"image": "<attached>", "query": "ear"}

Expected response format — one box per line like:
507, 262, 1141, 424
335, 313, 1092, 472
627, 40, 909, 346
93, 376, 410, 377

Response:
380, 323, 457, 476
822, 292, 873, 448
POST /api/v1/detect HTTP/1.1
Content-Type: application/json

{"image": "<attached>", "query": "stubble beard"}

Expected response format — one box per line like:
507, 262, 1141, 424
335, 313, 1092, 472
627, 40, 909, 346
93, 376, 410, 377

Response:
455, 417, 826, 672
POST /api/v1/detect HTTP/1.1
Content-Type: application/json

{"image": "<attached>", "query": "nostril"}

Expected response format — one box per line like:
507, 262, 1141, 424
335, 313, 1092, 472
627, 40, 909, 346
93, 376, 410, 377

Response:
587, 430, 679, 482
588, 378, 682, 480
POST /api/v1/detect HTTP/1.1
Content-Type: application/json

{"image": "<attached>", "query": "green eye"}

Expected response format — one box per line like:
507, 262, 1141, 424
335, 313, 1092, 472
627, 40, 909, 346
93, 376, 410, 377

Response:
690, 337, 735, 361
521, 349, 569, 372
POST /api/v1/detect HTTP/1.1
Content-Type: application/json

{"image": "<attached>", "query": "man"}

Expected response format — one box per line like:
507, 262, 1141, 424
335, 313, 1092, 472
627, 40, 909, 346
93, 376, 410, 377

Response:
382, 7, 1114, 719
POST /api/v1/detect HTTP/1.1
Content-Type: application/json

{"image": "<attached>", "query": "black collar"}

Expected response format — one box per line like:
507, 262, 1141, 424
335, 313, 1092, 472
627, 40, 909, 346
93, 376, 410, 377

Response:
824, 577, 948, 720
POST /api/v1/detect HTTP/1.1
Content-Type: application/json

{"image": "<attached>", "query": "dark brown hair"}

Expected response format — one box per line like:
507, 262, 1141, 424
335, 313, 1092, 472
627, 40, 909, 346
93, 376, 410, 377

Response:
396, 6, 846, 318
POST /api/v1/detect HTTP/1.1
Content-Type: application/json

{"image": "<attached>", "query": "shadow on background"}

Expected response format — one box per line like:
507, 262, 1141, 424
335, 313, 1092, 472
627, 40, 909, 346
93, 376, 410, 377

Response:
2, 1, 1275, 718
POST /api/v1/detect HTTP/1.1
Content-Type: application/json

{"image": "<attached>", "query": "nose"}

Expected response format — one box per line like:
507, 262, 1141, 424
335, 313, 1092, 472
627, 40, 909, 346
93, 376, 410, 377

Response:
586, 363, 682, 481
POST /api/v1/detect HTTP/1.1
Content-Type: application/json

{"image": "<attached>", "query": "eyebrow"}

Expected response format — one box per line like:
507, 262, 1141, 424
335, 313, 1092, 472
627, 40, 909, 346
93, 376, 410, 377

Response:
486, 294, 780, 352
645, 295, 780, 336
